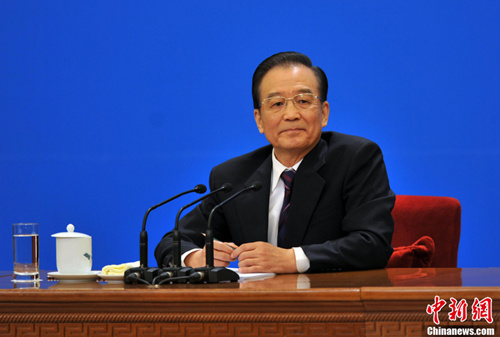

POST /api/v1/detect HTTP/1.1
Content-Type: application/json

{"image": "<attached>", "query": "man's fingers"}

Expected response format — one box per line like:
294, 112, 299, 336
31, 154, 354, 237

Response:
214, 241, 237, 262
213, 258, 230, 267
214, 240, 237, 254
231, 242, 258, 259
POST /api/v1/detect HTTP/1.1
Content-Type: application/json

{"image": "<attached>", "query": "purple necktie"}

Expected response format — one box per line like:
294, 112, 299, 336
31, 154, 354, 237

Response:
278, 169, 296, 248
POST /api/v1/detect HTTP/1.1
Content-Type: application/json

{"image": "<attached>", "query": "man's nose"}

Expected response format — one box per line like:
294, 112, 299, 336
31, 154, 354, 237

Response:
282, 99, 301, 119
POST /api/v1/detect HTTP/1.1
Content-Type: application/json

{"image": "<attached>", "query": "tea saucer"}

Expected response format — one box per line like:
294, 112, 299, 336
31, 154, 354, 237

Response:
47, 271, 100, 281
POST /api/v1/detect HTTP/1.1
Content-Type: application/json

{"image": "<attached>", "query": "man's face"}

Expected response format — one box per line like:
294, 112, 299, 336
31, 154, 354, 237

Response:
254, 65, 329, 163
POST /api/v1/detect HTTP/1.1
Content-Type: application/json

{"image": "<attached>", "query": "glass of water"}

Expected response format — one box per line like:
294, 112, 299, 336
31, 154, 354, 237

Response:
13, 223, 39, 282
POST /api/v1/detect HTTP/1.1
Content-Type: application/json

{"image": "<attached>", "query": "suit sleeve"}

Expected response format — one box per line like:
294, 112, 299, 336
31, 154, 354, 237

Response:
301, 140, 395, 272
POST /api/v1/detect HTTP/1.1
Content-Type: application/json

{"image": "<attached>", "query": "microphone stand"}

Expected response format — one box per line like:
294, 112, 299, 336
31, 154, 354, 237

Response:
172, 183, 233, 269
124, 184, 207, 284
154, 183, 233, 285
194, 182, 262, 283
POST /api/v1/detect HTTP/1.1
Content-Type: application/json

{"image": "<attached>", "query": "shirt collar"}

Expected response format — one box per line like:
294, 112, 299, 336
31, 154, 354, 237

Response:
270, 149, 303, 192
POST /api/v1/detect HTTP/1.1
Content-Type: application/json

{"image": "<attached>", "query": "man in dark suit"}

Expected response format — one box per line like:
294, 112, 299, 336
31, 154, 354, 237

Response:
155, 52, 394, 274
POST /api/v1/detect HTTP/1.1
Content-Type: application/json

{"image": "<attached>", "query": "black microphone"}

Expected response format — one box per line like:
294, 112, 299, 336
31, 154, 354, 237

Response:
172, 183, 233, 268
124, 184, 206, 284
195, 181, 263, 284
140, 184, 206, 268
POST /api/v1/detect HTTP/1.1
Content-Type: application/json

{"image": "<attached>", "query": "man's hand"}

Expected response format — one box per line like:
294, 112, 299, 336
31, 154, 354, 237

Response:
231, 241, 297, 274
184, 241, 238, 268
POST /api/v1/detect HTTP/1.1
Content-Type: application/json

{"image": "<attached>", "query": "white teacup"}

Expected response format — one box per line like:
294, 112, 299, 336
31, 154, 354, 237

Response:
51, 224, 92, 275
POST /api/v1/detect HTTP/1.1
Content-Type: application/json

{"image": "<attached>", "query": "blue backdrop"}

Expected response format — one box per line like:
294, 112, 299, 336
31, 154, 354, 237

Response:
1, 1, 498, 272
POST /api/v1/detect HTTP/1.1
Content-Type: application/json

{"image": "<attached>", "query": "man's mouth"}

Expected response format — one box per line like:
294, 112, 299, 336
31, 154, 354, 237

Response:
281, 128, 303, 134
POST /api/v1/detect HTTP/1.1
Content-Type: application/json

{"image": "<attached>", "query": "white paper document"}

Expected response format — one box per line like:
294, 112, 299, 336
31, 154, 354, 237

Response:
228, 267, 275, 281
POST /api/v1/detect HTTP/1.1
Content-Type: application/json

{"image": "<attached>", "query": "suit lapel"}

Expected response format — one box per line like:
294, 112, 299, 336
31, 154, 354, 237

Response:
233, 155, 272, 243
285, 139, 328, 248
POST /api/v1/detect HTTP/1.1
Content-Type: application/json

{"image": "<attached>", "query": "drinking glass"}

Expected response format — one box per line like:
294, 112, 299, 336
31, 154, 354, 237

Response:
13, 223, 39, 282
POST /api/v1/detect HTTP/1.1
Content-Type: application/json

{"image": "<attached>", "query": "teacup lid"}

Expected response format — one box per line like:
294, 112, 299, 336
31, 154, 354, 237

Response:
51, 224, 91, 238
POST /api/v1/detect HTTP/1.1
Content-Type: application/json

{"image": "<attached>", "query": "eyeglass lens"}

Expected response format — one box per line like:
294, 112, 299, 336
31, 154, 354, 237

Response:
262, 93, 319, 112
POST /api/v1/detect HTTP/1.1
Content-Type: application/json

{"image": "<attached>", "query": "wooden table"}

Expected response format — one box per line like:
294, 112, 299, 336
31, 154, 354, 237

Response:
0, 268, 499, 336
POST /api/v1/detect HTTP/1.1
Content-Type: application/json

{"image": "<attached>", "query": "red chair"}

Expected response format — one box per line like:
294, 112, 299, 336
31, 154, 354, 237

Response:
387, 195, 461, 268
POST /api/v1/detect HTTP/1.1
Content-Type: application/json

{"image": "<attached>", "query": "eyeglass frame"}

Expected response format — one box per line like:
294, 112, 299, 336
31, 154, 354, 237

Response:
258, 93, 323, 113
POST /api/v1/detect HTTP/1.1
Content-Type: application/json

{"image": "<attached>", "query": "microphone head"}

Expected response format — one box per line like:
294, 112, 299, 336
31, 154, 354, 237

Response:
251, 181, 263, 191
221, 183, 233, 192
194, 184, 207, 194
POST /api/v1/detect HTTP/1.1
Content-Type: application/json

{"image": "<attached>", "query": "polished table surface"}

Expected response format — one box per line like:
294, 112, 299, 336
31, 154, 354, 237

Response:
1, 268, 499, 336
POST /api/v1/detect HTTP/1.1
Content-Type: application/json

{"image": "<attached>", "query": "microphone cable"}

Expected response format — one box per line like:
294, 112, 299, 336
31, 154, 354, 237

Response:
124, 273, 152, 285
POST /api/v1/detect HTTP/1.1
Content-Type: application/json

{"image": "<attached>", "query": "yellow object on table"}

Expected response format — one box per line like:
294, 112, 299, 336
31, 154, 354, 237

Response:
101, 261, 140, 275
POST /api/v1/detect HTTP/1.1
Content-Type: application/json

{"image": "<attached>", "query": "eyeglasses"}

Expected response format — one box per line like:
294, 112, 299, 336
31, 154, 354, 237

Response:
259, 93, 323, 113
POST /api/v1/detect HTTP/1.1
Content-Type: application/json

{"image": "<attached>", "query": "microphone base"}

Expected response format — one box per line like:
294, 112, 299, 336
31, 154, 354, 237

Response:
177, 267, 194, 279
144, 267, 161, 284
124, 266, 239, 284
124, 267, 148, 284
164, 266, 194, 283
194, 266, 239, 283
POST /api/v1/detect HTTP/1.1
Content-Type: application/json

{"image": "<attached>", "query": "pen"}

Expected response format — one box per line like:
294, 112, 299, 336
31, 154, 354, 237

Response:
202, 233, 236, 250
214, 237, 236, 250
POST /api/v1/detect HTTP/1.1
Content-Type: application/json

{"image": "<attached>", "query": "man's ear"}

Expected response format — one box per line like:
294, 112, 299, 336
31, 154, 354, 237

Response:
321, 101, 330, 127
254, 109, 264, 134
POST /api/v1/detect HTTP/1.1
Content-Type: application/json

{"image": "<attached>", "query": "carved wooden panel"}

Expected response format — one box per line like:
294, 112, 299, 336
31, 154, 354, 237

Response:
365, 322, 424, 337
1, 314, 498, 336
0, 312, 364, 323
0, 312, 367, 336
0, 323, 366, 337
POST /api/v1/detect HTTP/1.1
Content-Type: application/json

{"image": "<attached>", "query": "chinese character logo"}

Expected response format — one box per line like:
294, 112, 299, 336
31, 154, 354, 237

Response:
426, 296, 494, 325
448, 297, 468, 322
426, 295, 447, 324
472, 297, 493, 324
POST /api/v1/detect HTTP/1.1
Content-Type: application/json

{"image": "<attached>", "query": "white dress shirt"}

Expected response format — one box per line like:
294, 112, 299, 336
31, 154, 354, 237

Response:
269, 149, 310, 273
182, 149, 311, 273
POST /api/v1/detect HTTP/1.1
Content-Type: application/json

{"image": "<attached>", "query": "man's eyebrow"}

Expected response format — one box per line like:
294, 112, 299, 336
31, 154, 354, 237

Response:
265, 91, 282, 99
296, 88, 314, 94
265, 88, 314, 99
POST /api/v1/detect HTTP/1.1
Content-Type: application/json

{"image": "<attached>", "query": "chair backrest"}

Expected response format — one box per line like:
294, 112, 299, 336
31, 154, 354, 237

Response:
391, 195, 461, 267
